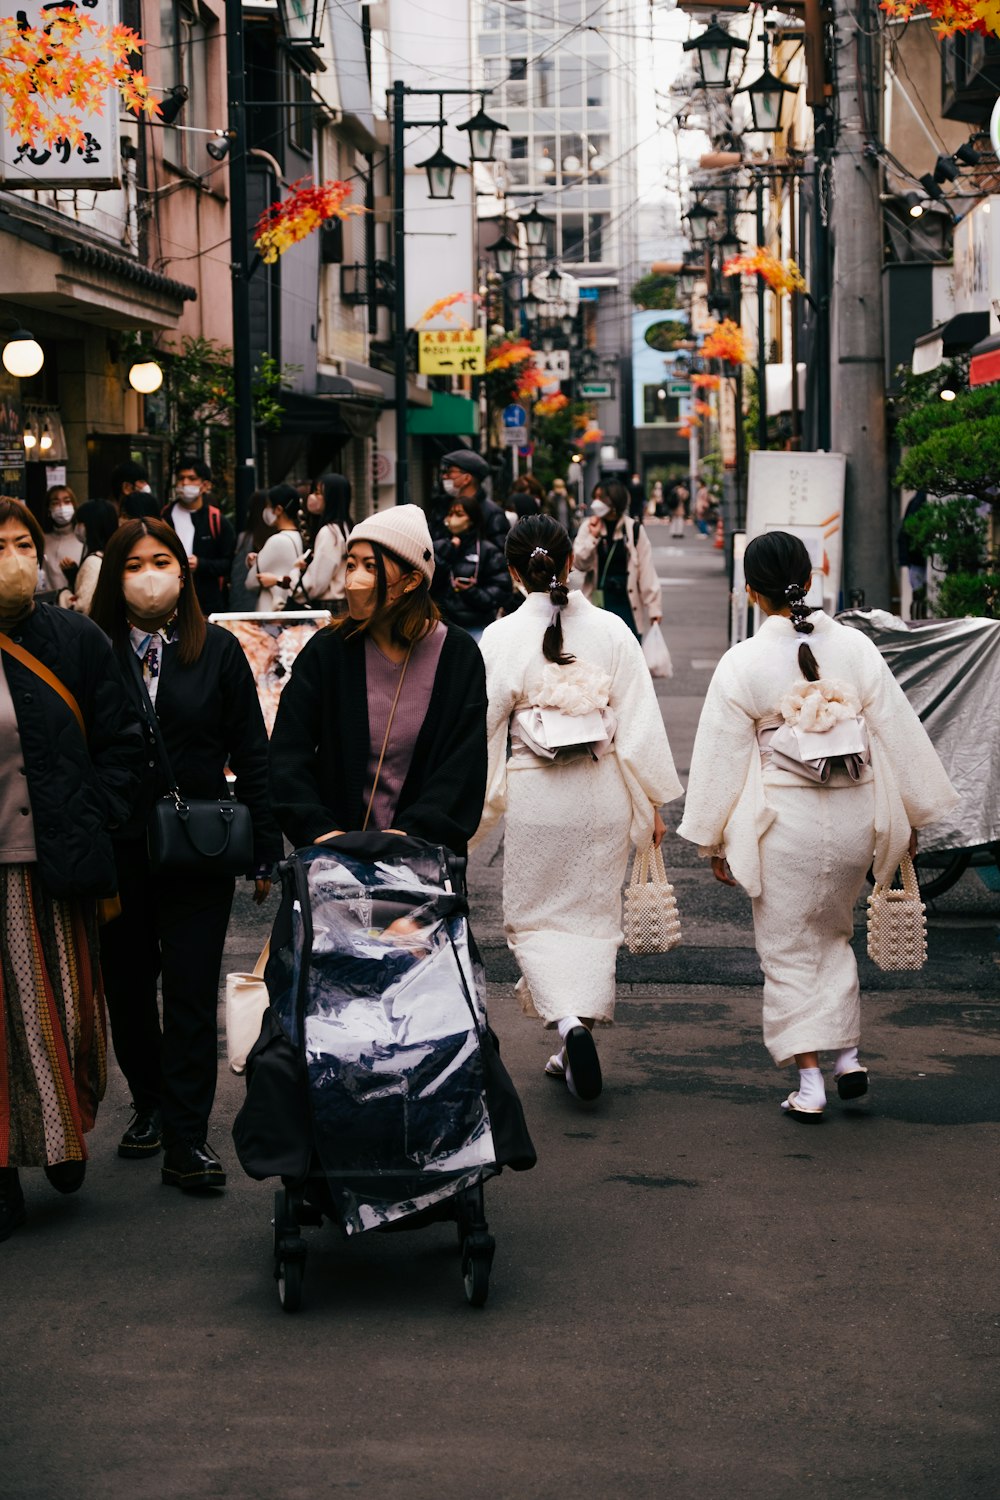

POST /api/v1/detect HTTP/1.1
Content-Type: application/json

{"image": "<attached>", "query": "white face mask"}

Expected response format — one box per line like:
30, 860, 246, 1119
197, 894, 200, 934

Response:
442, 478, 460, 499
306, 494, 324, 516
590, 499, 611, 519
50, 504, 75, 527
262, 506, 277, 528
176, 483, 201, 505
123, 568, 183, 617
505, 510, 518, 528
0, 549, 41, 611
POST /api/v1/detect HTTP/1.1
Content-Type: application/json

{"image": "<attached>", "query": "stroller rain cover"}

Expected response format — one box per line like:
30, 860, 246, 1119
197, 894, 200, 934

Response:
234, 835, 535, 1234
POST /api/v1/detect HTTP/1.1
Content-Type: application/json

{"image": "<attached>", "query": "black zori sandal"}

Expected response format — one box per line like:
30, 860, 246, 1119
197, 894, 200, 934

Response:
564, 1026, 602, 1102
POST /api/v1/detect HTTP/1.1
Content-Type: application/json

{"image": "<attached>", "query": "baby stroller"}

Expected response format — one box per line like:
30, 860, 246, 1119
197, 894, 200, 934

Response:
233, 833, 536, 1311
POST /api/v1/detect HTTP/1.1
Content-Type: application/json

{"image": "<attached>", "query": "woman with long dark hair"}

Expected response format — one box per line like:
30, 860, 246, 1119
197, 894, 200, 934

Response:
432, 491, 511, 641
678, 531, 957, 1120
475, 515, 681, 1101
245, 483, 305, 612
65, 498, 118, 614
0, 498, 143, 1242
290, 471, 352, 613
270, 504, 487, 854
90, 519, 280, 1190
571, 478, 662, 638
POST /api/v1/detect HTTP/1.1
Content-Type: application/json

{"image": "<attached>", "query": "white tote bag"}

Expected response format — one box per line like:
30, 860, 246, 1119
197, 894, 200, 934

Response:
867, 853, 927, 971
642, 623, 673, 679
623, 843, 682, 955
225, 941, 270, 1074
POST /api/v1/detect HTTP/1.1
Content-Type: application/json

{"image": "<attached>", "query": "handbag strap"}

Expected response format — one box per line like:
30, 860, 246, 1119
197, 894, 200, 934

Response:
0, 633, 87, 743
125, 647, 184, 803
632, 841, 668, 888
899, 852, 921, 900
362, 644, 414, 832
252, 939, 270, 978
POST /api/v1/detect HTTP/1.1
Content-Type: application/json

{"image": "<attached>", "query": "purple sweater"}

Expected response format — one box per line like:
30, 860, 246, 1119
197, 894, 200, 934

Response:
362, 623, 447, 830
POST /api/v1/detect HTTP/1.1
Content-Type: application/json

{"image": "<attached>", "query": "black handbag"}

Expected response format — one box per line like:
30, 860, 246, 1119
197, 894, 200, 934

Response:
128, 650, 255, 878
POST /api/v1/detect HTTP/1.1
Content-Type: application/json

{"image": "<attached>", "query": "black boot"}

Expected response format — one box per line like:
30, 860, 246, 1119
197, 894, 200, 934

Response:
118, 1108, 163, 1159
0, 1168, 26, 1241
161, 1140, 226, 1193
44, 1159, 87, 1194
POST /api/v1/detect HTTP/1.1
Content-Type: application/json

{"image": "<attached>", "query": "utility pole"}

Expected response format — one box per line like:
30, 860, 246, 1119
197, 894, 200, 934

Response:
829, 0, 890, 605
226, 0, 255, 531
391, 79, 409, 509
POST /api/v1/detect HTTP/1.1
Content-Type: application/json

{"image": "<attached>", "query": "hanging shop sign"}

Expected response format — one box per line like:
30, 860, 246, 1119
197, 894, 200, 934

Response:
418, 329, 486, 376
0, 0, 121, 190
579, 380, 614, 399
532, 350, 570, 381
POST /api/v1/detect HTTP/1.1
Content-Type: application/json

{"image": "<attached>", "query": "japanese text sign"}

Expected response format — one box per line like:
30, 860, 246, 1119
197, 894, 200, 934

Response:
0, 0, 121, 189
418, 329, 485, 376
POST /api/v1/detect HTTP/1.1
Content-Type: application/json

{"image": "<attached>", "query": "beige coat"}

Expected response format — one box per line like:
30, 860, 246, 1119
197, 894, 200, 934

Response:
572, 514, 662, 636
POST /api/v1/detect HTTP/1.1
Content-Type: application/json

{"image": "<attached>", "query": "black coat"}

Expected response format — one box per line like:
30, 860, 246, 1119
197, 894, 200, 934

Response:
2, 604, 144, 898
432, 531, 511, 631
115, 624, 282, 871
269, 623, 487, 855
161, 501, 236, 615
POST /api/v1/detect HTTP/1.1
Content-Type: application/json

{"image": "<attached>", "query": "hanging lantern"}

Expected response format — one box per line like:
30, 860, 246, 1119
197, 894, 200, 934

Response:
490, 230, 519, 276
520, 202, 553, 247
2, 329, 44, 379
417, 132, 461, 200
457, 103, 508, 164
682, 19, 749, 89
735, 40, 799, 133
684, 202, 717, 246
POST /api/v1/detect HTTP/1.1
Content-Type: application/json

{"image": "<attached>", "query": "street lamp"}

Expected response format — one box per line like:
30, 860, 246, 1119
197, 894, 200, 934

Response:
457, 102, 507, 163
416, 129, 461, 200
684, 202, 717, 246
676, 254, 705, 288
128, 360, 164, 394
717, 226, 742, 260
520, 202, 553, 248
2, 329, 44, 379
275, 0, 327, 49
490, 229, 519, 275
522, 291, 541, 321
735, 39, 799, 132
682, 18, 749, 89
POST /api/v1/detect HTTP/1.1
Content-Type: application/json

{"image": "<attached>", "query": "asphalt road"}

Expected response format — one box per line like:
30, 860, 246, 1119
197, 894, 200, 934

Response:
3, 521, 998, 1500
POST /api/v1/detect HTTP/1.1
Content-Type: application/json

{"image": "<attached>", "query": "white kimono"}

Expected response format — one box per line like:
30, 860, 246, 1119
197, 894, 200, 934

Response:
476, 590, 682, 1026
678, 612, 958, 1065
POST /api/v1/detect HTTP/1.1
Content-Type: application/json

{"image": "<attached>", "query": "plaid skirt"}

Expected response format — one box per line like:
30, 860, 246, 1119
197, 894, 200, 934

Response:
0, 864, 106, 1168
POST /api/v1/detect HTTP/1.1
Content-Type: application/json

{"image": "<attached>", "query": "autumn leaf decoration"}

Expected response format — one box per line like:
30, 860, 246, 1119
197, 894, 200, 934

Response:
722, 247, 806, 294
254, 179, 363, 265
0, 8, 159, 149
415, 292, 474, 329
701, 319, 748, 366
534, 392, 570, 418
880, 0, 1000, 37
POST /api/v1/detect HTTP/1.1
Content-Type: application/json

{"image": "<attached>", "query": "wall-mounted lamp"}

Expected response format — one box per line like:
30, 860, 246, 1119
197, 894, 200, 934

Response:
2, 328, 44, 379
128, 360, 164, 394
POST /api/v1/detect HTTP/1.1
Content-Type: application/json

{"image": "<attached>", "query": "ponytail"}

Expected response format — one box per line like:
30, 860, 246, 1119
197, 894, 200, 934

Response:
744, 531, 821, 680
505, 514, 575, 665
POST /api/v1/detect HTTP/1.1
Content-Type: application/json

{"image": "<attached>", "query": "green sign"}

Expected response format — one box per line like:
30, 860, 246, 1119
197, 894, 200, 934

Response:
667, 380, 692, 397
579, 380, 613, 399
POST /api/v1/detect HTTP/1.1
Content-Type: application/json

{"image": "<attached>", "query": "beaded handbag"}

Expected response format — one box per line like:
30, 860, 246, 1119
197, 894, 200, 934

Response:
623, 843, 682, 955
866, 853, 927, 971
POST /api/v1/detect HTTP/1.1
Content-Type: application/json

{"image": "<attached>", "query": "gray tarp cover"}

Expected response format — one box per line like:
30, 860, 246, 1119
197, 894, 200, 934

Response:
839, 609, 1000, 852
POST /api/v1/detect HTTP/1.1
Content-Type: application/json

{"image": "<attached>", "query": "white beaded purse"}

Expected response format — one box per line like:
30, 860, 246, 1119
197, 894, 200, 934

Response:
866, 853, 927, 971
623, 843, 682, 955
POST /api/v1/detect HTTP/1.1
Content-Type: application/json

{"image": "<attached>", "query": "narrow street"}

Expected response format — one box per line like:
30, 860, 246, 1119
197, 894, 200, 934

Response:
3, 523, 999, 1500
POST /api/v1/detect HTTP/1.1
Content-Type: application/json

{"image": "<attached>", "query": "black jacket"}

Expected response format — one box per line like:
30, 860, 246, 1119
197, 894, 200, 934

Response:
269, 623, 487, 855
2, 605, 144, 898
429, 487, 510, 549
432, 532, 511, 632
161, 501, 236, 615
115, 624, 282, 871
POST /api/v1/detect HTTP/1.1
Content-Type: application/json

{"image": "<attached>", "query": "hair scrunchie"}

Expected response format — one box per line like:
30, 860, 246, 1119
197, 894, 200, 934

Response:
785, 581, 814, 635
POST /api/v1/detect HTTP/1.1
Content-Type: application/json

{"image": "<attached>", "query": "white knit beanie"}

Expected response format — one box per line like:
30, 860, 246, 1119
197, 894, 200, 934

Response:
348, 504, 435, 585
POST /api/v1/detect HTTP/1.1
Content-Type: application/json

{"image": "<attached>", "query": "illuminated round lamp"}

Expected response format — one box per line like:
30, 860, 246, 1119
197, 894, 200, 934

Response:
39, 422, 52, 452
563, 155, 581, 174
903, 191, 924, 220
537, 152, 556, 176
22, 421, 37, 450
128, 359, 164, 394
939, 379, 958, 401
2, 330, 44, 379
590, 154, 607, 172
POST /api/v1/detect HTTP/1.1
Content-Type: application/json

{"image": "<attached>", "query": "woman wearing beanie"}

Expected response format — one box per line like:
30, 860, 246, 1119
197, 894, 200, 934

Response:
678, 531, 958, 1120
270, 504, 488, 855
475, 515, 682, 1102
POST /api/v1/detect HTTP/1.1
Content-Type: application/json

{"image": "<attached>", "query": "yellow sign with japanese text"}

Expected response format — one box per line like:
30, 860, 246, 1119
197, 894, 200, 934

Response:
418, 329, 485, 376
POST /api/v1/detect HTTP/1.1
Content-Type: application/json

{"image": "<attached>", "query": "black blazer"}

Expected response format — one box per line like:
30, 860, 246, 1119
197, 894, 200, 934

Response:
161, 501, 236, 615
269, 623, 487, 855
2, 604, 144, 898
116, 624, 282, 871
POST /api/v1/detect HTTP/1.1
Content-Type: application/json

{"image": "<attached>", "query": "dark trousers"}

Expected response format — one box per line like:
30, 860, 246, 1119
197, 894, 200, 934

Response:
99, 837, 235, 1145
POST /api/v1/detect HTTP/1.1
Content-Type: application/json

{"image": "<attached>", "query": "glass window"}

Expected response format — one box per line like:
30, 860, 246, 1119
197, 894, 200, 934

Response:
643, 386, 681, 425
561, 212, 585, 261
482, 1, 502, 31
588, 213, 606, 261
507, 56, 527, 106
288, 62, 313, 157
536, 59, 553, 106
160, 1, 211, 172
508, 57, 528, 79
585, 64, 604, 108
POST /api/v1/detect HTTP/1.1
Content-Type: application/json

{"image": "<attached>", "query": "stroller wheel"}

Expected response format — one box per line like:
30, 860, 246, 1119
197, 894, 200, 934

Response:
277, 1254, 304, 1312
461, 1231, 495, 1308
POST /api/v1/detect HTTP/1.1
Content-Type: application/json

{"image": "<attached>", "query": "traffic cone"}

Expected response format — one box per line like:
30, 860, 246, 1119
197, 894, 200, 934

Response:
713, 515, 724, 550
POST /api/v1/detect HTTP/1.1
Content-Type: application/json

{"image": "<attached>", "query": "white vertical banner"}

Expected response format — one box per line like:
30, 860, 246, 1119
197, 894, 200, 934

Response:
0, 0, 121, 189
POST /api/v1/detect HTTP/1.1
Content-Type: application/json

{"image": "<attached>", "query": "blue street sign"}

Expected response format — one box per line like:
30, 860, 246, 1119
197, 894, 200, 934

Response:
503, 403, 527, 427
578, 287, 599, 301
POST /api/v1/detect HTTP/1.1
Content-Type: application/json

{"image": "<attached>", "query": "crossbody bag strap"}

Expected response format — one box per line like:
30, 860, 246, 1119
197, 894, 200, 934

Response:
125, 647, 184, 803
597, 537, 621, 590
0, 633, 87, 743
361, 644, 414, 832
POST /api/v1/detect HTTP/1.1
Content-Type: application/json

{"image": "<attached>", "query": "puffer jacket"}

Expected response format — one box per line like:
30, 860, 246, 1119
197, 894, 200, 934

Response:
1, 604, 144, 897
432, 531, 511, 632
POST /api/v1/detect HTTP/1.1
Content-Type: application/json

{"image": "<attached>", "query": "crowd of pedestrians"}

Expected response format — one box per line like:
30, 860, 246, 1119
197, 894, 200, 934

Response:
0, 453, 957, 1240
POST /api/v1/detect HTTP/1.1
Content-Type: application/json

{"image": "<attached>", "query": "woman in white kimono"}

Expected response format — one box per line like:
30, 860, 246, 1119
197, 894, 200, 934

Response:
476, 515, 682, 1101
678, 531, 958, 1120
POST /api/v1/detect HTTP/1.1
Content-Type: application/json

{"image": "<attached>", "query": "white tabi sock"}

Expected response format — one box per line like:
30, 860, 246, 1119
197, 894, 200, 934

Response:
557, 1015, 583, 1041
833, 1046, 860, 1078
795, 1066, 826, 1109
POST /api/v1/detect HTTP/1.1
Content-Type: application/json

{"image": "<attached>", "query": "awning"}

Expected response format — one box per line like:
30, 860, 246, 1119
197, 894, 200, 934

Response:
912, 311, 991, 373
278, 389, 379, 439
407, 391, 479, 437
970, 333, 1000, 387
